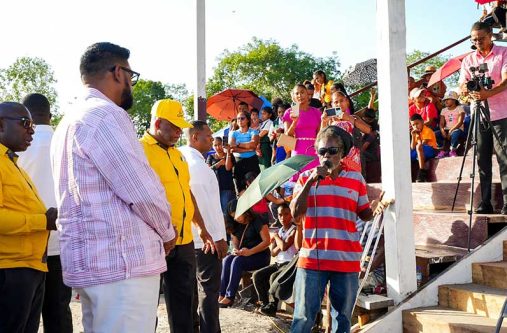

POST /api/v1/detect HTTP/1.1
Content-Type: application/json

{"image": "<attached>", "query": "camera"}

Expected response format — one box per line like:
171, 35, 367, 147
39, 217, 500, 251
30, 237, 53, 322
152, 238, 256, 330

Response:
466, 63, 494, 92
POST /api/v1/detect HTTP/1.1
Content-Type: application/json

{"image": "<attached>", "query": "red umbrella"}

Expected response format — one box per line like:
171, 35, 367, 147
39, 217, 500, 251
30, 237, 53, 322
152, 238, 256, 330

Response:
207, 89, 263, 121
427, 52, 472, 87
475, 0, 495, 4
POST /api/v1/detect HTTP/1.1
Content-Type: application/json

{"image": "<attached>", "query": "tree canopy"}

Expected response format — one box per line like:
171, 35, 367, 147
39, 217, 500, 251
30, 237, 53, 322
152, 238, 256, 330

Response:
407, 50, 457, 88
0, 56, 59, 112
207, 38, 340, 102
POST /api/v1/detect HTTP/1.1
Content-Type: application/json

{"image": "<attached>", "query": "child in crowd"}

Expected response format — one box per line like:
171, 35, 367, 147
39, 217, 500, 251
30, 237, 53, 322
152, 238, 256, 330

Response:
409, 88, 439, 130
435, 91, 466, 158
410, 114, 438, 182
269, 103, 289, 164
252, 204, 297, 317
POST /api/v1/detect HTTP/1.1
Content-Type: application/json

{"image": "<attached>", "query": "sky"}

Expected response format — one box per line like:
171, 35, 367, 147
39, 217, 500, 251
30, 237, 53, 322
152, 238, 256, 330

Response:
0, 0, 486, 109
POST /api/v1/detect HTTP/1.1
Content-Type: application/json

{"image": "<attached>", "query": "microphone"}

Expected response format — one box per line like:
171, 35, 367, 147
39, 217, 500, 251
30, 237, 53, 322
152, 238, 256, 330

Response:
316, 160, 332, 188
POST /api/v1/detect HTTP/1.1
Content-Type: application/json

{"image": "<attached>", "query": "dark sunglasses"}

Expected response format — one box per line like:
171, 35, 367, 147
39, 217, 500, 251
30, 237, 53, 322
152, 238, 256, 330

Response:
111, 66, 140, 86
1, 116, 35, 130
317, 147, 342, 156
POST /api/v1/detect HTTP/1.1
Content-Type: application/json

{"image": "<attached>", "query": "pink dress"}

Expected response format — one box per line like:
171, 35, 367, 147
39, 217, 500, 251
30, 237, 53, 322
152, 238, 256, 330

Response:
331, 120, 361, 172
282, 107, 321, 175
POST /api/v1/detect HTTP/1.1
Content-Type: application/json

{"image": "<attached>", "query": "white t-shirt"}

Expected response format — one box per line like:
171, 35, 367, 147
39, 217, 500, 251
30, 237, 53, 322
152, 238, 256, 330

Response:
276, 224, 297, 264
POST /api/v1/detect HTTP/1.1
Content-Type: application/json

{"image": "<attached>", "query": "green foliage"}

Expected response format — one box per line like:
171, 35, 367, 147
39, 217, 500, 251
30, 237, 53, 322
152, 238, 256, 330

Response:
407, 50, 458, 88
207, 38, 340, 102
183, 94, 228, 134
0, 56, 59, 114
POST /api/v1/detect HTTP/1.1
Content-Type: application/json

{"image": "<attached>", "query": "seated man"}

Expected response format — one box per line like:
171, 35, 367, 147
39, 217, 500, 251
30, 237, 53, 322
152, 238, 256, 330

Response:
252, 203, 297, 316
410, 113, 438, 182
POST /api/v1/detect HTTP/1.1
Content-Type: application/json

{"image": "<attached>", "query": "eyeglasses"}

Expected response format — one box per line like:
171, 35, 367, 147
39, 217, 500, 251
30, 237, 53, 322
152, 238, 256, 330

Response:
111, 66, 140, 86
470, 36, 488, 44
1, 116, 35, 130
317, 147, 342, 156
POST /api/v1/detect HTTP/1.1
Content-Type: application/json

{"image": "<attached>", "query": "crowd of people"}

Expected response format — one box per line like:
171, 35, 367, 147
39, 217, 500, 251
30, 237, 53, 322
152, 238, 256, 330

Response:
2, 19, 506, 333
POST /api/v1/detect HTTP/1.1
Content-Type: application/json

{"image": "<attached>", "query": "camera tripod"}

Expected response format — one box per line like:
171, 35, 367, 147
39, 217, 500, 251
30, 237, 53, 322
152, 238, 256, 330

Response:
451, 98, 507, 252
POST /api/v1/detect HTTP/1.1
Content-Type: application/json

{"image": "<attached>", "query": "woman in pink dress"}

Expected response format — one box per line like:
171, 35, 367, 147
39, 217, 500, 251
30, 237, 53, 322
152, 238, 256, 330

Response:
282, 84, 322, 175
321, 90, 372, 172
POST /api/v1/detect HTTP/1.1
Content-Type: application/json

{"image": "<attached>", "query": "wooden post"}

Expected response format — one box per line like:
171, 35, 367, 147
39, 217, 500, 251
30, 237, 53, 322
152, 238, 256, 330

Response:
376, 0, 417, 303
195, 0, 206, 121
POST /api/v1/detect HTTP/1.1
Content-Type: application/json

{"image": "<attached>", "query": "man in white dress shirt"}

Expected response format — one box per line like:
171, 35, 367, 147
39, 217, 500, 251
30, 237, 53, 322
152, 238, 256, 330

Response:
17, 93, 73, 332
179, 120, 228, 333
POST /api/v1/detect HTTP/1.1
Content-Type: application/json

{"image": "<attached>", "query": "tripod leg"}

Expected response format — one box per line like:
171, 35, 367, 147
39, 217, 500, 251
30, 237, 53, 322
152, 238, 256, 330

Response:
452, 114, 475, 211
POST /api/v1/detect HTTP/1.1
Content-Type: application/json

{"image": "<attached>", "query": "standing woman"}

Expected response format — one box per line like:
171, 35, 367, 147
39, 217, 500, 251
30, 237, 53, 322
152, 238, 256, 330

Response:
321, 90, 372, 172
282, 84, 322, 176
258, 106, 274, 169
312, 70, 334, 107
229, 111, 261, 193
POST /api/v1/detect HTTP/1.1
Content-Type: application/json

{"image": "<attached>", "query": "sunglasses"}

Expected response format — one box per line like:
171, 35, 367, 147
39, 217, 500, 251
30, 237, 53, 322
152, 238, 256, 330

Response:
1, 116, 35, 130
317, 147, 342, 156
111, 65, 140, 86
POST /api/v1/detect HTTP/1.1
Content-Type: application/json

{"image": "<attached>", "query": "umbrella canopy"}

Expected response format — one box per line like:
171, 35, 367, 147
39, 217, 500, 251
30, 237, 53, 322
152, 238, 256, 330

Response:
342, 58, 377, 87
207, 89, 263, 121
475, 0, 495, 4
427, 52, 471, 87
235, 155, 315, 218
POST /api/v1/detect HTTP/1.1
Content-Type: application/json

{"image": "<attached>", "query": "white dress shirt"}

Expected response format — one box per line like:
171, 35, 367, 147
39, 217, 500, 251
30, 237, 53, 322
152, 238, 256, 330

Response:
178, 146, 227, 249
18, 124, 60, 256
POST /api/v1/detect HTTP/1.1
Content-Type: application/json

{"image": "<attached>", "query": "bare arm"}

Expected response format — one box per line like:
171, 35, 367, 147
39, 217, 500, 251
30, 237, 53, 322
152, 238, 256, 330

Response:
273, 228, 296, 251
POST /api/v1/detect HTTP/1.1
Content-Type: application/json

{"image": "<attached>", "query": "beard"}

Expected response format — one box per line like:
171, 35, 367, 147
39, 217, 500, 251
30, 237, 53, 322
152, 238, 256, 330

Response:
119, 81, 134, 110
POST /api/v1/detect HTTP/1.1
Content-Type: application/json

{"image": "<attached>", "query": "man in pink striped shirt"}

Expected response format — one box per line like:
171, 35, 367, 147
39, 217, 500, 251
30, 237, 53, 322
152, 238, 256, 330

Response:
51, 42, 176, 333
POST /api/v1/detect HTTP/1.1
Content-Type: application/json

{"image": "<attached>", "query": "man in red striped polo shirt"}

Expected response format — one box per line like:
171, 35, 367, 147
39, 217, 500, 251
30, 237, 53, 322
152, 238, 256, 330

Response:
290, 126, 377, 333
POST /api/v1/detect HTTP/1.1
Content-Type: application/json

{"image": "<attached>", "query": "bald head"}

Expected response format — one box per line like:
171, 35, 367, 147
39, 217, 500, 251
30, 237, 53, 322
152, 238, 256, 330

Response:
22, 93, 51, 125
0, 102, 34, 152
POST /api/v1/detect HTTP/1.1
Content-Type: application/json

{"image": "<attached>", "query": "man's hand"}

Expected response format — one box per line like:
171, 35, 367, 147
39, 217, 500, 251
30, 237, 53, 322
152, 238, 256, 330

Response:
45, 208, 58, 231
214, 239, 228, 260
469, 89, 491, 101
371, 191, 395, 216
163, 225, 178, 255
200, 228, 216, 255
309, 164, 328, 183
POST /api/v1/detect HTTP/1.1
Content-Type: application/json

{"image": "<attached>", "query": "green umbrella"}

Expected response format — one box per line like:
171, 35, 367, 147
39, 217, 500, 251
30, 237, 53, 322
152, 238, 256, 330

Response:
235, 155, 316, 218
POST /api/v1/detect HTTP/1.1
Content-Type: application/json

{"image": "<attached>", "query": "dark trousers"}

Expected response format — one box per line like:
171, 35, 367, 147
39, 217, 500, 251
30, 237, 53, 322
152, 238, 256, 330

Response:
252, 262, 288, 305
233, 155, 260, 193
163, 242, 196, 333
220, 250, 270, 300
0, 268, 45, 333
42, 255, 73, 333
477, 118, 507, 205
193, 249, 222, 333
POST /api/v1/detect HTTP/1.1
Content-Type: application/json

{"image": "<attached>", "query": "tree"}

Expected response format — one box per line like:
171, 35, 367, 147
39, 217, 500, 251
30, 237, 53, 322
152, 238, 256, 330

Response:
207, 38, 340, 102
407, 50, 458, 88
0, 56, 59, 114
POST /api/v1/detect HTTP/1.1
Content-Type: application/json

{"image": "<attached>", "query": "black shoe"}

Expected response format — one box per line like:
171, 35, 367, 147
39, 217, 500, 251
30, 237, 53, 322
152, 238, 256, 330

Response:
475, 202, 494, 214
501, 204, 507, 215
259, 302, 277, 317
416, 169, 428, 183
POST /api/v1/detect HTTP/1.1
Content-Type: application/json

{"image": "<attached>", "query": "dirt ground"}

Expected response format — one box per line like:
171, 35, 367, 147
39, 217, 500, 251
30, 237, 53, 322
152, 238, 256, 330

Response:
38, 298, 293, 333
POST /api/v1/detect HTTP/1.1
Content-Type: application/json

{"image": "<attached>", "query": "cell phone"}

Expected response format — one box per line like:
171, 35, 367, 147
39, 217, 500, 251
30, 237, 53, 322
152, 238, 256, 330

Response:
325, 107, 343, 117
291, 103, 300, 117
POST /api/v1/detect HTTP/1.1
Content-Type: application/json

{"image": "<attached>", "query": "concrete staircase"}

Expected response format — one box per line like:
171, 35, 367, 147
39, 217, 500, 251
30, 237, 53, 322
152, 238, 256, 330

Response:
402, 240, 507, 332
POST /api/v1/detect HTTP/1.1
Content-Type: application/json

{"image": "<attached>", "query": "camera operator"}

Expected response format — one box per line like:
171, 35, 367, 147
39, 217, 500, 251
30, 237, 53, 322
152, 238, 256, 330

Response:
460, 21, 507, 215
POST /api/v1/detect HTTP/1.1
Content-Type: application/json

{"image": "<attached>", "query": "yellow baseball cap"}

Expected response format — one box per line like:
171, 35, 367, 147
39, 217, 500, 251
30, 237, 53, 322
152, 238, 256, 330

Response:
151, 99, 193, 129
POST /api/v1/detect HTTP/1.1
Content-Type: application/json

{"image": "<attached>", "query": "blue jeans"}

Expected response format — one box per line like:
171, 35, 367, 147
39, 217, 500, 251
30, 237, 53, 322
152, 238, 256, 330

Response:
219, 190, 235, 214
220, 251, 270, 300
434, 129, 465, 149
410, 144, 437, 161
291, 268, 358, 333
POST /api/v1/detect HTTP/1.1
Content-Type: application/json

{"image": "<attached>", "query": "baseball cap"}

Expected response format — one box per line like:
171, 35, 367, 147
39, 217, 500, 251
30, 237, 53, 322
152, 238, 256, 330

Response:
151, 99, 193, 129
410, 87, 426, 99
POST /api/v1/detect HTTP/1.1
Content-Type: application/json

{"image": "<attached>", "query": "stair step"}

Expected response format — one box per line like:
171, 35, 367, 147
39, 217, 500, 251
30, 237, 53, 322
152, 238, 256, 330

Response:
367, 182, 503, 211
402, 306, 507, 332
472, 261, 507, 290
439, 283, 507, 319
429, 156, 500, 183
413, 211, 491, 249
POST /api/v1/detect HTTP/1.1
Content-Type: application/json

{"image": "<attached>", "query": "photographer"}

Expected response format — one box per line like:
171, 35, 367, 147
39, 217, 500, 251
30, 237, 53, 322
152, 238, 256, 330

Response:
459, 21, 507, 214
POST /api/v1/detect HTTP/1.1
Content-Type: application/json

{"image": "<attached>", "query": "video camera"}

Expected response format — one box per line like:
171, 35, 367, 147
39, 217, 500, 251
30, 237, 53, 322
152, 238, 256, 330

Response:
466, 63, 494, 92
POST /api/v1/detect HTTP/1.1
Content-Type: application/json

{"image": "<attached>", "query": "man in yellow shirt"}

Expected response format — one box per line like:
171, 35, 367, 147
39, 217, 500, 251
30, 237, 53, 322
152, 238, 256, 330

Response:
140, 99, 214, 333
0, 102, 57, 333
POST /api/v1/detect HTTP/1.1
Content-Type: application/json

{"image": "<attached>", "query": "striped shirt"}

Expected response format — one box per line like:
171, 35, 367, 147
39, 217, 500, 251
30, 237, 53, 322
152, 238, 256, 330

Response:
51, 88, 175, 288
294, 169, 370, 272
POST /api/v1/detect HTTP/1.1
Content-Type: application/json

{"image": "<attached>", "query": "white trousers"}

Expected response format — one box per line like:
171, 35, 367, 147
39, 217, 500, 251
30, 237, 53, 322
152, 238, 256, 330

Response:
76, 275, 160, 333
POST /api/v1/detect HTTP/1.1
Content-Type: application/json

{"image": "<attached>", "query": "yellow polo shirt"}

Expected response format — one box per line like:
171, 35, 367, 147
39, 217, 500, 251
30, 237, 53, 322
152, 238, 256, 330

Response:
140, 133, 194, 245
0, 143, 48, 272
